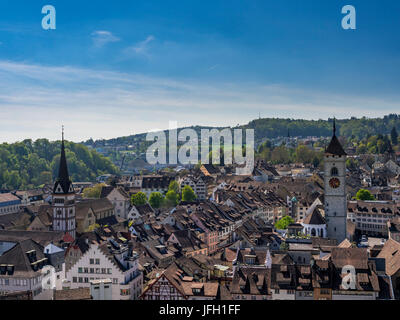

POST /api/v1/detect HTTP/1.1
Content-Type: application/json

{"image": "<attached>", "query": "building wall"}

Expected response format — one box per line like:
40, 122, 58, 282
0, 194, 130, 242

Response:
332, 291, 377, 300
142, 275, 185, 300
65, 245, 143, 300
295, 291, 314, 300
0, 274, 43, 298
107, 189, 130, 220
314, 288, 332, 300
0, 199, 21, 216
271, 289, 296, 300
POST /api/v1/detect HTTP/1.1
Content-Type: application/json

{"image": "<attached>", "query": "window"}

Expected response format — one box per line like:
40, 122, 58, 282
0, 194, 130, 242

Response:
121, 289, 130, 296
90, 259, 94, 265
95, 259, 100, 265
331, 167, 339, 176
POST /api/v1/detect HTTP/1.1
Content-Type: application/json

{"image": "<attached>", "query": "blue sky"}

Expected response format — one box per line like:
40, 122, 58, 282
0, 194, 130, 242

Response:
0, 0, 399, 142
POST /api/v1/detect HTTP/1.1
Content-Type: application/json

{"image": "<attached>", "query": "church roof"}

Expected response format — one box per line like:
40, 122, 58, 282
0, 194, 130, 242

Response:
325, 120, 346, 156
303, 207, 326, 225
53, 132, 73, 194
326, 135, 347, 156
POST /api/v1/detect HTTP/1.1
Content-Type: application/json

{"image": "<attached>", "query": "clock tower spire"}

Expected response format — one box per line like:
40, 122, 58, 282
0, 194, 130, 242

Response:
324, 119, 347, 243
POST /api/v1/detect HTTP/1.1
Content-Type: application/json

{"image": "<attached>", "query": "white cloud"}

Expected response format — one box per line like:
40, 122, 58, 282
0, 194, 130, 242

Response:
91, 30, 120, 48
0, 60, 399, 143
124, 35, 155, 56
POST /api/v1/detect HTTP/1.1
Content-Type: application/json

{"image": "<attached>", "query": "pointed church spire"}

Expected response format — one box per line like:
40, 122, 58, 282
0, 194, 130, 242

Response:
325, 118, 346, 156
333, 118, 337, 136
53, 126, 73, 194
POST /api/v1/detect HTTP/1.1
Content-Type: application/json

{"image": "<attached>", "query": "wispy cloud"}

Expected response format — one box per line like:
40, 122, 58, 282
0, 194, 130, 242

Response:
207, 64, 219, 71
91, 30, 120, 48
0, 60, 399, 143
124, 35, 155, 56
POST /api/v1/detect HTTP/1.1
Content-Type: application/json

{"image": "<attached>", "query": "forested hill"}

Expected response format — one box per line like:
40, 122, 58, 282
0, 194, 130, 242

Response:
84, 114, 400, 147
0, 139, 118, 190
240, 114, 400, 141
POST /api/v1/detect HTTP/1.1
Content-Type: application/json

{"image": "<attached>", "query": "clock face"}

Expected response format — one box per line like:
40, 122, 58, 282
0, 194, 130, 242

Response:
329, 178, 341, 189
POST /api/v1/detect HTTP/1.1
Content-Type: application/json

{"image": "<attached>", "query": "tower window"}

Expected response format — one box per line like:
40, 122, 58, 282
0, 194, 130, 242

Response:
331, 167, 339, 176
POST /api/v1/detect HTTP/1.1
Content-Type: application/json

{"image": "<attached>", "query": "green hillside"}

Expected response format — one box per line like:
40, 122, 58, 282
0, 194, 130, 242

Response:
0, 139, 118, 190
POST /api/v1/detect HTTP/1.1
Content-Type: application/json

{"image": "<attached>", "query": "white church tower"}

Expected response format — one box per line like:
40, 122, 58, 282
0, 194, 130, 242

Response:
324, 119, 347, 243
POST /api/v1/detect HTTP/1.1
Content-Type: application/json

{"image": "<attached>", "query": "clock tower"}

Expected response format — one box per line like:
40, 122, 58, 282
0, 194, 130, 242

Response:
324, 120, 347, 243
52, 127, 76, 240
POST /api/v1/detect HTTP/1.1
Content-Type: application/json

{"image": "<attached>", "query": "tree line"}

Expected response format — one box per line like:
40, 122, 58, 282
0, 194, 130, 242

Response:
0, 139, 118, 190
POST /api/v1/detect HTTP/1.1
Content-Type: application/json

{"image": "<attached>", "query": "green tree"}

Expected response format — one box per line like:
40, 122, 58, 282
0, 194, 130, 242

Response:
391, 127, 398, 145
0, 139, 118, 190
258, 147, 271, 162
275, 216, 294, 230
355, 189, 375, 201
149, 192, 164, 209
295, 145, 313, 163
312, 156, 321, 168
182, 185, 197, 202
131, 192, 148, 206
346, 158, 359, 170
83, 183, 106, 199
168, 180, 180, 194
165, 190, 180, 207
271, 145, 291, 164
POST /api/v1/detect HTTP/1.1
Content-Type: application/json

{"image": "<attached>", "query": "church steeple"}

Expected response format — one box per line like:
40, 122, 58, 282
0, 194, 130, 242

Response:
53, 126, 73, 194
333, 118, 337, 136
325, 118, 346, 156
